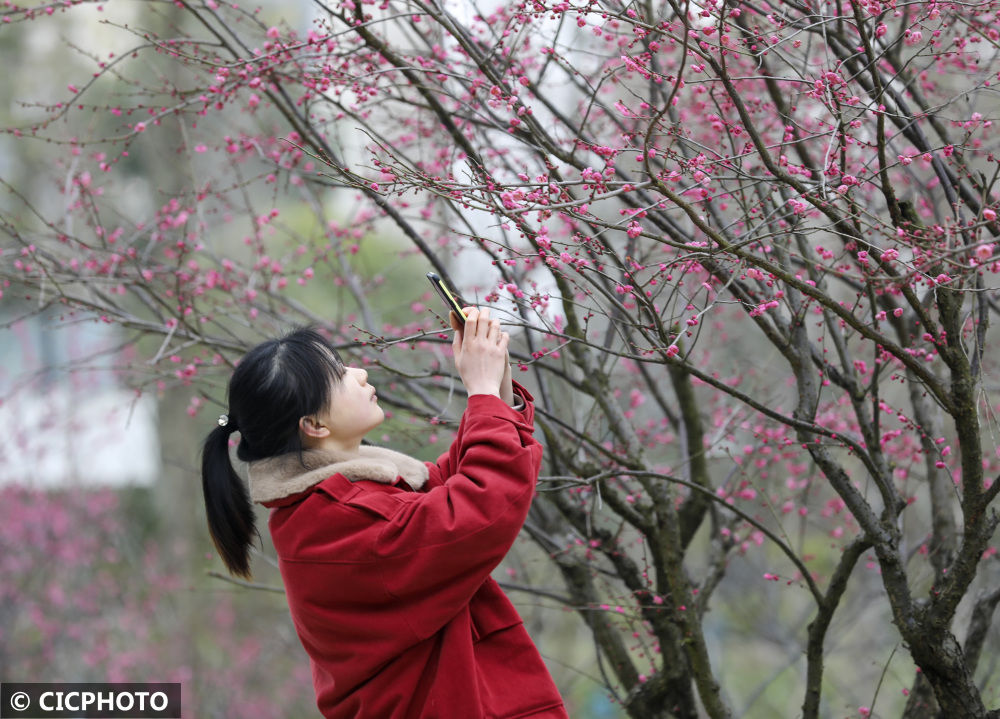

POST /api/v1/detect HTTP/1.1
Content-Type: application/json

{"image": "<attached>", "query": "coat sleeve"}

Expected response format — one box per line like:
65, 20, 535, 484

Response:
372, 383, 542, 639
428, 381, 533, 485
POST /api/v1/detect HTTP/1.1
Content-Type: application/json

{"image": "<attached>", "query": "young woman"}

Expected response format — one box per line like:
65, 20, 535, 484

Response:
201, 308, 568, 719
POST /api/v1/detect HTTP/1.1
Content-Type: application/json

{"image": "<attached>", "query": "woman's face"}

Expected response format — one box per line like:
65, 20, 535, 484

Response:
305, 366, 385, 451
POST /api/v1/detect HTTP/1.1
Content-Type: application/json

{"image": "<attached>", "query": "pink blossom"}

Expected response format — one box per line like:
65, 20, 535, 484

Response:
613, 100, 633, 117
787, 198, 808, 214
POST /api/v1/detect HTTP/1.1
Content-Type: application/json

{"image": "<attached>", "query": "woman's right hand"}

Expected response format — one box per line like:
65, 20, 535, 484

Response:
451, 307, 509, 398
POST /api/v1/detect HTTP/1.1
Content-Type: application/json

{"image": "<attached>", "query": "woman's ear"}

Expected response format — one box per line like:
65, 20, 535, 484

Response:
299, 415, 329, 441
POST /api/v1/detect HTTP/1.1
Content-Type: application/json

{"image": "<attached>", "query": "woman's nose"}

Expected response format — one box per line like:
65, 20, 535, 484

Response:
355, 367, 368, 384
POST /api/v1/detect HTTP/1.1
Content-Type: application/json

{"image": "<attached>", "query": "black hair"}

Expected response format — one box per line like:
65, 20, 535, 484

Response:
201, 327, 346, 578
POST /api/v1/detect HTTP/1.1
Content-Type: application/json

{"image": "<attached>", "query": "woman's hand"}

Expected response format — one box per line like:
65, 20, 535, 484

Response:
451, 307, 509, 398
499, 356, 514, 406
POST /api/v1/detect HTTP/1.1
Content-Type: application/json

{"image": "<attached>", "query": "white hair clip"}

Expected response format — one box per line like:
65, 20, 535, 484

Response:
218, 414, 229, 427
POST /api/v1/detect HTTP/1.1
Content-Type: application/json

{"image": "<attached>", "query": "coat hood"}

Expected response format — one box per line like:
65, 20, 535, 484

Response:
248, 445, 429, 504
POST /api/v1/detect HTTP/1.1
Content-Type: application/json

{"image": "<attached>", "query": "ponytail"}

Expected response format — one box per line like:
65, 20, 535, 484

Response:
201, 421, 257, 578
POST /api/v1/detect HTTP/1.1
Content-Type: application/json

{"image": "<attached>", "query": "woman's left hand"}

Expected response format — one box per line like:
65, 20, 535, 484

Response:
500, 355, 514, 406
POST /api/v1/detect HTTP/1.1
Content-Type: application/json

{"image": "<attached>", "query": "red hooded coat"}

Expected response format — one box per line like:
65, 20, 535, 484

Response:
250, 385, 569, 719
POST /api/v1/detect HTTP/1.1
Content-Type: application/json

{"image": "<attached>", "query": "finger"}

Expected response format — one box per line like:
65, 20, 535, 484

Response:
452, 309, 471, 355
464, 307, 480, 334
449, 310, 464, 333
488, 318, 502, 342
472, 306, 489, 337
452, 320, 463, 356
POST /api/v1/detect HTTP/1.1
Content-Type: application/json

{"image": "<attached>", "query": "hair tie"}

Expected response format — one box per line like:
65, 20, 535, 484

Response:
218, 414, 230, 427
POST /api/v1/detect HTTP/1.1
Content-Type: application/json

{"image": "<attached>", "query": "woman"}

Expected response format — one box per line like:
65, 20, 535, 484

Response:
201, 308, 568, 719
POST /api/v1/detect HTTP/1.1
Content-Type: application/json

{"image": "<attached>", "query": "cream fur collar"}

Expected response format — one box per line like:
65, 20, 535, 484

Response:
248, 445, 429, 504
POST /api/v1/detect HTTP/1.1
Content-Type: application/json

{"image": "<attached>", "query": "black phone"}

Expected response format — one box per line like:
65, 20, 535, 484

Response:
426, 272, 468, 323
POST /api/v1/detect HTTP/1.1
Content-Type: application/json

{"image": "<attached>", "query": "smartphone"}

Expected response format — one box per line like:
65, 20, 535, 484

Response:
426, 272, 468, 323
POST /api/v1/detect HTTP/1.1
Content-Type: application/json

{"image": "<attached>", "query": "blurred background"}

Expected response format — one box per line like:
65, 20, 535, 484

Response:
3, 1, 998, 718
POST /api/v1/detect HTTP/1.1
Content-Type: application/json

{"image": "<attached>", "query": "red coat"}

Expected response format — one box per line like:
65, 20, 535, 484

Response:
251, 386, 568, 719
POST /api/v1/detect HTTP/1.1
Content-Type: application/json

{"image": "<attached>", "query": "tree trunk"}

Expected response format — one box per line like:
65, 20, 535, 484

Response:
906, 630, 991, 718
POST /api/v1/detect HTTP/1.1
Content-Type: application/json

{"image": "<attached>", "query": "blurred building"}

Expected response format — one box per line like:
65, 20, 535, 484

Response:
0, 316, 160, 487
